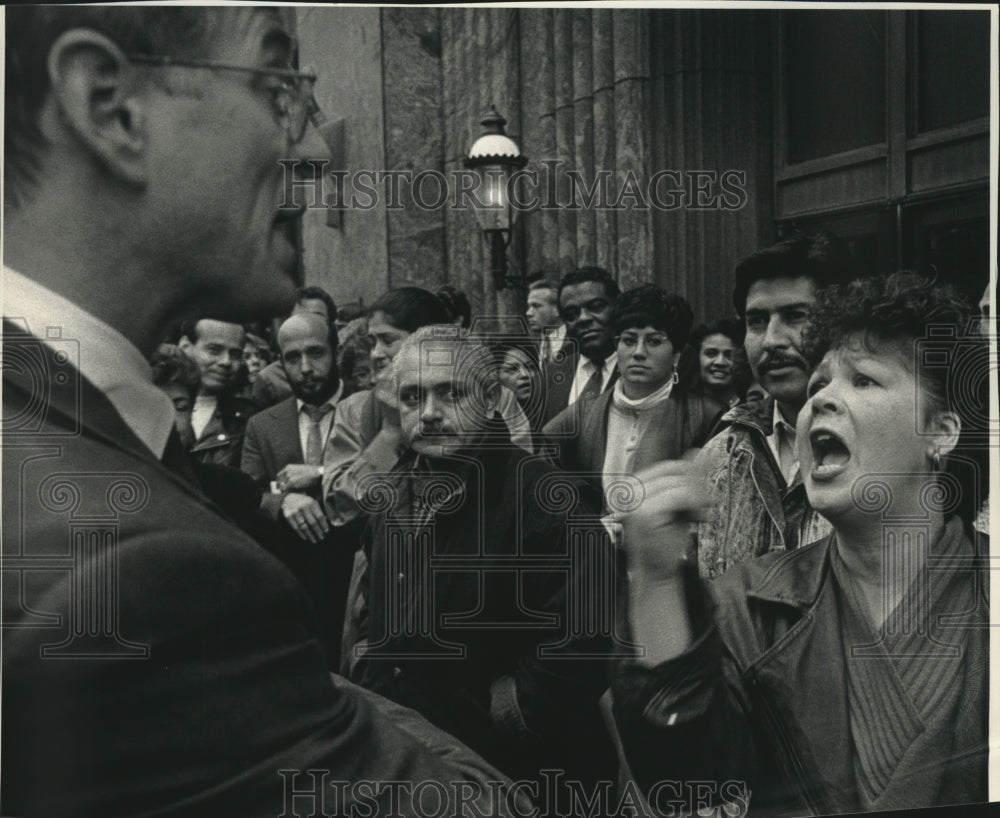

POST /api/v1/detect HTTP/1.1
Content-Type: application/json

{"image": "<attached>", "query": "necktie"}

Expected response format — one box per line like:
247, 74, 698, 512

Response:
302, 403, 334, 466
579, 365, 604, 402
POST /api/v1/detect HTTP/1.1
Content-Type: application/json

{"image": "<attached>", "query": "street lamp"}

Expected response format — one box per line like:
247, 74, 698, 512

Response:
464, 106, 528, 290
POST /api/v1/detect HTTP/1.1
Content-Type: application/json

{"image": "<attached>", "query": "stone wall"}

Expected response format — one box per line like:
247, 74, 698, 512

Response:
296, 8, 775, 323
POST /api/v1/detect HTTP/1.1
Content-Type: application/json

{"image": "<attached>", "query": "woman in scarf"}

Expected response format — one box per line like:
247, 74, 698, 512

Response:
610, 272, 989, 815
541, 283, 726, 512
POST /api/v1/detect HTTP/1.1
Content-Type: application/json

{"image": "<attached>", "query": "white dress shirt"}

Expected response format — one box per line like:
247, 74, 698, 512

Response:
767, 400, 800, 487
296, 384, 343, 460
567, 351, 618, 406
539, 323, 567, 364
3, 266, 175, 457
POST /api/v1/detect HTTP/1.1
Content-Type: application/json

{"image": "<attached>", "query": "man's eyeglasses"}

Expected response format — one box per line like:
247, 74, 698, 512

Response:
127, 54, 320, 144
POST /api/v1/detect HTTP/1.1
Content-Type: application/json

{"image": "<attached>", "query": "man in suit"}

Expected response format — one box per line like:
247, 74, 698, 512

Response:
179, 318, 256, 466
542, 266, 621, 424
251, 285, 338, 408
2, 6, 512, 815
526, 278, 565, 366
242, 312, 352, 664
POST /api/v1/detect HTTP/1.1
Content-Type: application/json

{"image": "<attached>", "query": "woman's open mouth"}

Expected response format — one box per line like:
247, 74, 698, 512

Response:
809, 429, 851, 481
809, 429, 851, 480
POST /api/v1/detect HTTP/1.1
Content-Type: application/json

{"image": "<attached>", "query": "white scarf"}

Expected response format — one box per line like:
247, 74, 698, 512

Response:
612, 375, 675, 412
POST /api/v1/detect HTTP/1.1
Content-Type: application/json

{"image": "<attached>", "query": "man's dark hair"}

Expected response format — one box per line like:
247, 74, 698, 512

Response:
731, 231, 854, 317
611, 284, 695, 351
177, 320, 200, 344
688, 317, 745, 354
436, 285, 472, 329
803, 270, 987, 526
150, 343, 201, 398
5, 6, 222, 207
336, 302, 367, 324
297, 286, 338, 325
369, 287, 450, 333
557, 267, 621, 308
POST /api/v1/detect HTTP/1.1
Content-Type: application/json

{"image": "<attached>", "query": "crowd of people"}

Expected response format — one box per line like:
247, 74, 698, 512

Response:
2, 6, 992, 818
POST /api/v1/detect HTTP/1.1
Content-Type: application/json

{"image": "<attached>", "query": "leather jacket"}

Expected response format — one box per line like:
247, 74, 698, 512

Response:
611, 525, 990, 816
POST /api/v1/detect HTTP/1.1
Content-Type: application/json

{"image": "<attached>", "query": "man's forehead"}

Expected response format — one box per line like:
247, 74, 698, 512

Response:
197, 320, 244, 344
745, 276, 816, 309
561, 281, 608, 304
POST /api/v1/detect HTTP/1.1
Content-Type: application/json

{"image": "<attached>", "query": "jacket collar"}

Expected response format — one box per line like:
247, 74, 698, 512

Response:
744, 536, 834, 611
719, 394, 775, 437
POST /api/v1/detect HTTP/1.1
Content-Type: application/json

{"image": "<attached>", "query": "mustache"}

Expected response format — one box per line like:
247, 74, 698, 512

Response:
758, 353, 806, 373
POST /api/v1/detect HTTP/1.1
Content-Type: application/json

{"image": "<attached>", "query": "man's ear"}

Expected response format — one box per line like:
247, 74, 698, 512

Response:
927, 410, 961, 458
46, 29, 148, 187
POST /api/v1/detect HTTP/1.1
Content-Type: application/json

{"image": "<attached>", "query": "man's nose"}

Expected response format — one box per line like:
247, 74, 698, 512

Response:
762, 317, 788, 349
421, 393, 442, 421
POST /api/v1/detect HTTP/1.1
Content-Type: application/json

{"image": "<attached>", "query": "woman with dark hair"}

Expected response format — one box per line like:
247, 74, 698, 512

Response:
611, 272, 989, 815
242, 332, 272, 384
542, 283, 726, 508
493, 338, 545, 435
682, 318, 750, 408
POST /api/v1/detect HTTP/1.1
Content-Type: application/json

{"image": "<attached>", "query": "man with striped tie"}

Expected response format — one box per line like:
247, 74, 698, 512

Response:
242, 312, 349, 665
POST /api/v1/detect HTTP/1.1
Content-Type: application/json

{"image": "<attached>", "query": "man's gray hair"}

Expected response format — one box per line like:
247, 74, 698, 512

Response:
392, 324, 499, 397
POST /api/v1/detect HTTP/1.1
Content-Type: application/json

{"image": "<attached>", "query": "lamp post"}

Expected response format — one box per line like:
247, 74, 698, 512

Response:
464, 106, 528, 290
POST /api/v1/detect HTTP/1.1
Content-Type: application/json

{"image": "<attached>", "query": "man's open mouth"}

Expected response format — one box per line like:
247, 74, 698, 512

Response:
809, 429, 851, 480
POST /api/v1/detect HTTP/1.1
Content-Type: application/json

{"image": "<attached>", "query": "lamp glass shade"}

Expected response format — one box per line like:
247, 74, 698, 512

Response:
471, 165, 511, 232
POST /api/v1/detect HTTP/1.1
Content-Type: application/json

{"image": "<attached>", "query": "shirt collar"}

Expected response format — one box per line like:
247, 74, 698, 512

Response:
3, 266, 175, 458
772, 400, 797, 440
577, 350, 618, 377
295, 381, 343, 414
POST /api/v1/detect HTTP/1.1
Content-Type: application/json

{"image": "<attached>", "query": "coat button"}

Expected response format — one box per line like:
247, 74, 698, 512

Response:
217, 433, 226, 441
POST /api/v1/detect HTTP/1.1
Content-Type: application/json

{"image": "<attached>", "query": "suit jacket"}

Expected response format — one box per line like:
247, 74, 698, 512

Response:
242, 396, 308, 518
540, 335, 578, 424
2, 334, 509, 816
241, 395, 354, 666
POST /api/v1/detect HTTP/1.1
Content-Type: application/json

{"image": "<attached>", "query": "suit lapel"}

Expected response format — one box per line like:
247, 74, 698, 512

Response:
2, 346, 213, 508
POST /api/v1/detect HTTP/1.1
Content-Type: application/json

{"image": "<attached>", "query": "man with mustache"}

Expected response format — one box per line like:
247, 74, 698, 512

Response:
241, 313, 351, 665
696, 232, 854, 579
350, 325, 618, 788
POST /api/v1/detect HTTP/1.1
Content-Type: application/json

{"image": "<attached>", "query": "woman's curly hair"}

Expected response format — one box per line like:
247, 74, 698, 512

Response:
611, 284, 694, 351
803, 271, 988, 525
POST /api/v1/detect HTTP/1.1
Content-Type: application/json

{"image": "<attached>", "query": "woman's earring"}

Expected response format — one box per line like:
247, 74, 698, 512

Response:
671, 369, 679, 385
930, 447, 942, 472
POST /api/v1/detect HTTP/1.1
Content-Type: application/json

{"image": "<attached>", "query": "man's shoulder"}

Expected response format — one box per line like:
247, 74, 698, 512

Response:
246, 395, 296, 430
701, 397, 773, 452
